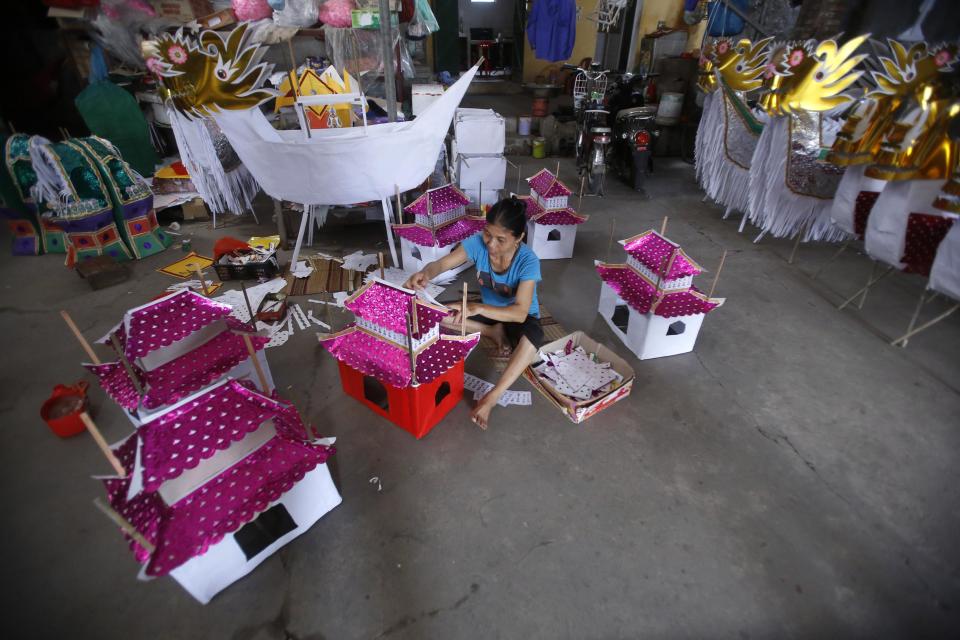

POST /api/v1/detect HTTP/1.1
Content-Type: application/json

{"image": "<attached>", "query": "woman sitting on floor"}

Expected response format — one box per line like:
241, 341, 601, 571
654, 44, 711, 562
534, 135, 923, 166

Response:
404, 196, 543, 429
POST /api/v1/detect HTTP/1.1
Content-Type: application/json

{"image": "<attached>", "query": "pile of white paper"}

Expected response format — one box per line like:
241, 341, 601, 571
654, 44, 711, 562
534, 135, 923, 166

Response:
366, 267, 451, 301
532, 346, 622, 401
464, 374, 532, 407
341, 250, 380, 272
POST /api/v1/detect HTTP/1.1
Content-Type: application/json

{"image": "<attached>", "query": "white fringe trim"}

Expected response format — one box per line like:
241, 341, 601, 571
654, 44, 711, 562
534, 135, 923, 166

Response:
695, 91, 723, 194
27, 137, 72, 207
167, 107, 261, 216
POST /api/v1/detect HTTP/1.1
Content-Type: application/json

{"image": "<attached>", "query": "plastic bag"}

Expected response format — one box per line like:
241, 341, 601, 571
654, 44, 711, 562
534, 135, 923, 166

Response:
272, 0, 319, 27
323, 25, 414, 89
407, 0, 439, 39
706, 0, 747, 37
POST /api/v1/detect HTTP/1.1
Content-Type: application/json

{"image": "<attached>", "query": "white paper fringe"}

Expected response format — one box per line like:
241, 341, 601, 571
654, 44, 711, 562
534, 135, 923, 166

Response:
694, 91, 723, 194
748, 117, 849, 243
27, 137, 72, 207
167, 107, 261, 217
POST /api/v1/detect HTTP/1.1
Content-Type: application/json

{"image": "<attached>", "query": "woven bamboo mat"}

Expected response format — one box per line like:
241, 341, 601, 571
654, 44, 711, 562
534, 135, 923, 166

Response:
283, 257, 368, 296
465, 292, 567, 371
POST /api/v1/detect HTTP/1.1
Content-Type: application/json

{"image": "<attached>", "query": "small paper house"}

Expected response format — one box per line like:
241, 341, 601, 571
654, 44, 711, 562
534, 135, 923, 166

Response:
393, 183, 485, 278
527, 168, 572, 210
318, 279, 480, 439
521, 193, 587, 260
521, 169, 587, 260
100, 379, 340, 604
596, 230, 724, 360
85, 289, 274, 425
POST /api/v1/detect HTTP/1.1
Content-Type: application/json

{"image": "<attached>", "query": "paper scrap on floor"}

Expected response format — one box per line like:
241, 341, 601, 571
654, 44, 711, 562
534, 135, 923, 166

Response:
291, 260, 314, 279
342, 250, 381, 272
532, 345, 622, 401
166, 279, 223, 295
215, 278, 288, 324
464, 373, 531, 407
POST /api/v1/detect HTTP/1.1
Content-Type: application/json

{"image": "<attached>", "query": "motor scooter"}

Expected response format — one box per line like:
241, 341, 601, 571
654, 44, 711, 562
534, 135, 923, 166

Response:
609, 73, 659, 192
564, 63, 612, 196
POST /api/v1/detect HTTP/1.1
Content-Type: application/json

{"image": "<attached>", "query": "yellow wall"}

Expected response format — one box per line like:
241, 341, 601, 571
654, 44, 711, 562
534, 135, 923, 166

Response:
522, 2, 599, 82
521, 0, 706, 82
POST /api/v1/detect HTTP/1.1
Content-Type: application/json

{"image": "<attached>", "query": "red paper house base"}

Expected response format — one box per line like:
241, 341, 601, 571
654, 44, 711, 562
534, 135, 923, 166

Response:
337, 360, 465, 439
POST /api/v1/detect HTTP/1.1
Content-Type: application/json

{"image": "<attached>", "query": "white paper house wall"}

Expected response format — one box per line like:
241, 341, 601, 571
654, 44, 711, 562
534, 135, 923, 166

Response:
527, 220, 577, 260
597, 281, 706, 359
165, 464, 341, 604
399, 237, 472, 280
454, 108, 505, 155
455, 154, 507, 191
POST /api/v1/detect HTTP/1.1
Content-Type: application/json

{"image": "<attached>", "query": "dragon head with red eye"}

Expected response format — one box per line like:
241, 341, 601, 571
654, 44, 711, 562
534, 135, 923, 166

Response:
142, 23, 276, 118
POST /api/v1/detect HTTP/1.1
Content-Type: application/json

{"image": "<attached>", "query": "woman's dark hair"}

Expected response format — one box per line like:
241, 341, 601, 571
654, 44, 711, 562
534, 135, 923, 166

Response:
486, 196, 527, 239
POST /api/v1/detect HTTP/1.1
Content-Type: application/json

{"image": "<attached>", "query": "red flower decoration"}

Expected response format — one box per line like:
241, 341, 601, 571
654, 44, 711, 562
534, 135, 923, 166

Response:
788, 49, 805, 67
716, 41, 730, 56
934, 49, 953, 67
167, 44, 188, 65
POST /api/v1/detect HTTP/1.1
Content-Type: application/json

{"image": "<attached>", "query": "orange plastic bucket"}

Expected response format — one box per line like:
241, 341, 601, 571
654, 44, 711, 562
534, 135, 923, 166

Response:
40, 382, 90, 438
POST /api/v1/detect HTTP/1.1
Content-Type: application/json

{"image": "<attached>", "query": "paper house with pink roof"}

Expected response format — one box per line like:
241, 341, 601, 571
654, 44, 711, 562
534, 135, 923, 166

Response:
393, 183, 486, 277
527, 168, 573, 210
85, 289, 274, 425
519, 179, 588, 260
98, 379, 341, 604
596, 230, 724, 360
318, 279, 480, 439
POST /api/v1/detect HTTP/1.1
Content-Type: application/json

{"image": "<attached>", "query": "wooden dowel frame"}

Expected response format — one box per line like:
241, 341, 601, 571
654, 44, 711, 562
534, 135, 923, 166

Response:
60, 310, 100, 364
80, 412, 126, 477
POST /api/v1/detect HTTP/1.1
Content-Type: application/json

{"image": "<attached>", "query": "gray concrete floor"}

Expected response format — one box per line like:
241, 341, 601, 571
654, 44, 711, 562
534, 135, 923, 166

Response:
1, 155, 959, 639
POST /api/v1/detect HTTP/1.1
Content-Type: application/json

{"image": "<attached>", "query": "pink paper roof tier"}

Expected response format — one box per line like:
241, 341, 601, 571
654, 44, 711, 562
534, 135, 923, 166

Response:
404, 184, 471, 215
84, 323, 269, 411
319, 327, 479, 388
393, 215, 487, 248
136, 380, 309, 493
527, 169, 572, 198
103, 434, 334, 577
519, 195, 586, 225
621, 231, 703, 280
344, 280, 450, 337
596, 263, 723, 318
97, 290, 233, 362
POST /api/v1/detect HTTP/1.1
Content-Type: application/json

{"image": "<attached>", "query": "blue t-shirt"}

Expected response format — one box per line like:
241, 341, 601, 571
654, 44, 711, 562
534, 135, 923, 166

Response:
462, 234, 541, 318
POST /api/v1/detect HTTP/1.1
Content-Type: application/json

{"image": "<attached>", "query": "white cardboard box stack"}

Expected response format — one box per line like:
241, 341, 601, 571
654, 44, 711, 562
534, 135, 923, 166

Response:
453, 108, 506, 209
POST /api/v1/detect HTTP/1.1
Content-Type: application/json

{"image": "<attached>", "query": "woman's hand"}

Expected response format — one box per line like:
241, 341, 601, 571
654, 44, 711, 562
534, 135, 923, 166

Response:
446, 301, 478, 325
403, 270, 430, 290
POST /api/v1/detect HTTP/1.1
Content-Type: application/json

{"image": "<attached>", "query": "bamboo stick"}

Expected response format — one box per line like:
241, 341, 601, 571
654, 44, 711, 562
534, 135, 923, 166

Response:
110, 335, 144, 397
60, 310, 100, 364
379, 251, 385, 279
461, 283, 468, 336
516, 163, 522, 194
241, 333, 270, 392
240, 282, 256, 327
708, 250, 727, 298
79, 412, 126, 477
405, 312, 418, 386
193, 267, 210, 296
655, 255, 669, 293
660, 216, 668, 236
606, 217, 616, 262
579, 175, 585, 210
93, 498, 155, 553
395, 184, 402, 225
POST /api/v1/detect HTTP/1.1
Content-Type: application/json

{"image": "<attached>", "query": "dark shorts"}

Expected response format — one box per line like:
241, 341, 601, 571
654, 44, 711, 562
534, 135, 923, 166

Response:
469, 314, 544, 348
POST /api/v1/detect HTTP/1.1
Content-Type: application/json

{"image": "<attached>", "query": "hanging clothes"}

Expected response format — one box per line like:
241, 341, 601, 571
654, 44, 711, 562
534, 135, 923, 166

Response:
526, 0, 577, 63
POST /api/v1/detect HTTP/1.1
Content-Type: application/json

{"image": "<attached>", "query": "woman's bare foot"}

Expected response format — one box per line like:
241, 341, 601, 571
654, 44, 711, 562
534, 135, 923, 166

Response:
470, 396, 496, 430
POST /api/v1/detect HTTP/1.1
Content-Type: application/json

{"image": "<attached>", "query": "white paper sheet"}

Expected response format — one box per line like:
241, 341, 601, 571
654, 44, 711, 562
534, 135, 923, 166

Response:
341, 251, 381, 272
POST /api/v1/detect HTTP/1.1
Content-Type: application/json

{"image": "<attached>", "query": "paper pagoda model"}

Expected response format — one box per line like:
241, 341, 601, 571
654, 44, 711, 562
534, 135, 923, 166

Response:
521, 169, 587, 260
318, 279, 480, 439
393, 183, 486, 278
596, 230, 724, 359
85, 289, 274, 425
99, 379, 341, 604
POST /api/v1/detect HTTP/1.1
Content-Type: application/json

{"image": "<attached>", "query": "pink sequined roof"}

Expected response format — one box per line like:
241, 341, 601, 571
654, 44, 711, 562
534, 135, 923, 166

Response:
521, 195, 544, 219
531, 208, 586, 226
527, 169, 572, 198
622, 231, 703, 279
114, 290, 233, 362
319, 328, 479, 388
404, 184, 471, 215
394, 217, 486, 247
103, 435, 334, 577
137, 380, 305, 493
345, 280, 450, 336
596, 263, 722, 318
84, 325, 269, 411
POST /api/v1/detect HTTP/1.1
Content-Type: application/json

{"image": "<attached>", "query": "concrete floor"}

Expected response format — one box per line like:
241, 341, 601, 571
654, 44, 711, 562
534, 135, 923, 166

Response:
2, 155, 959, 639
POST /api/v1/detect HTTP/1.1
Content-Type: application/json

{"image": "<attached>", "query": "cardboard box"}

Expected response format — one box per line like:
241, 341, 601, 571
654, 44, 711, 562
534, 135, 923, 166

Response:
181, 197, 208, 221
153, 0, 212, 22
198, 8, 236, 30
524, 331, 634, 423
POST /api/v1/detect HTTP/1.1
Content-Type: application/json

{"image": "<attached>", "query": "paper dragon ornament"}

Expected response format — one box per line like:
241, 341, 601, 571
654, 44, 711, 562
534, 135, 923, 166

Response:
747, 35, 870, 243
318, 279, 480, 438
519, 168, 588, 260
596, 230, 724, 360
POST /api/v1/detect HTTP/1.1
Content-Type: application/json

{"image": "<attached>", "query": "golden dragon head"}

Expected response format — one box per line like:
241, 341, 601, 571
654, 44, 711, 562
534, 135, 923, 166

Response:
763, 35, 870, 115
697, 42, 717, 93
143, 23, 276, 118
865, 92, 960, 181
702, 37, 774, 94
870, 40, 958, 98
